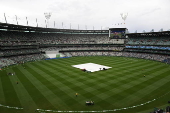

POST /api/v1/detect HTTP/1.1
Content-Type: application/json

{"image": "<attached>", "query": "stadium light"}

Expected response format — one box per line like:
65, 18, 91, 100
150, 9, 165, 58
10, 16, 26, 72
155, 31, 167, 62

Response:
120, 13, 128, 21
4, 13, 7, 23
44, 12, 52, 28
36, 18, 38, 27
15, 15, 18, 25
26, 17, 28, 26
120, 13, 128, 27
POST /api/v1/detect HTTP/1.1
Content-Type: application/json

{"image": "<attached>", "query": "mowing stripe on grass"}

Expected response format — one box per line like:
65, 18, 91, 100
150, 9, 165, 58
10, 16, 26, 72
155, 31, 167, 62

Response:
1, 56, 170, 113
42, 57, 169, 108
114, 68, 170, 107
31, 62, 101, 106
34, 59, 109, 110
1, 70, 22, 107
8, 68, 38, 113
26, 63, 74, 110
0, 70, 6, 105
15, 66, 56, 110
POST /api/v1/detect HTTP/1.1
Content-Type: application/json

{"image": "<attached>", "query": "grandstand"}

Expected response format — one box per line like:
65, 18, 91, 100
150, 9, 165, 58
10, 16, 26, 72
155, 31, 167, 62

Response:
125, 32, 170, 63
0, 22, 170, 113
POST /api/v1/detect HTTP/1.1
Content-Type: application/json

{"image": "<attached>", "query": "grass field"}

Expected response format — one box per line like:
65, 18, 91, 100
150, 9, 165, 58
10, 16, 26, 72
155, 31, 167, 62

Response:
0, 56, 170, 113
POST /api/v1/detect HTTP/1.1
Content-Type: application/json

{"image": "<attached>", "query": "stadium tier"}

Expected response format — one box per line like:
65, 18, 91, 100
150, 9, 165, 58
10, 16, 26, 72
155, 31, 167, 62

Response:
0, 23, 170, 66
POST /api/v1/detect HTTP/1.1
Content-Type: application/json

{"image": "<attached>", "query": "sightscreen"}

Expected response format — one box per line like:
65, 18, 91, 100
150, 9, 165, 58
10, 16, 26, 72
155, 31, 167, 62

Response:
45, 51, 60, 58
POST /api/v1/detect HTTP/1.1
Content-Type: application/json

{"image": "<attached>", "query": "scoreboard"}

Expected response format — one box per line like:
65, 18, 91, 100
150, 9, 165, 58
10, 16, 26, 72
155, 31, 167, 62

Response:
109, 28, 127, 39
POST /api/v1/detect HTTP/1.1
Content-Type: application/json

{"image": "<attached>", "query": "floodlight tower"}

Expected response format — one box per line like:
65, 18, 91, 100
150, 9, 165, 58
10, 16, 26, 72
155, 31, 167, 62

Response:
120, 13, 128, 27
44, 12, 52, 28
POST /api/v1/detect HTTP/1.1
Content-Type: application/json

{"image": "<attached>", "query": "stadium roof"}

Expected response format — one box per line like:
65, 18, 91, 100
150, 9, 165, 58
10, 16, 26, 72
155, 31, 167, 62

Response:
126, 31, 170, 37
0, 22, 109, 34
109, 28, 127, 31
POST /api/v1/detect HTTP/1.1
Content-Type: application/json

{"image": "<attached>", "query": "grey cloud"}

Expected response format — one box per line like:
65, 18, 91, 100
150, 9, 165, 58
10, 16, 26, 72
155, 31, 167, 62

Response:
0, 0, 169, 31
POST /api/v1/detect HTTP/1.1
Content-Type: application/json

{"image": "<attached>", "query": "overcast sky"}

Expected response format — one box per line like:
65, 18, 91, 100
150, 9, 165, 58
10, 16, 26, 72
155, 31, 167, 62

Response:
0, 0, 170, 32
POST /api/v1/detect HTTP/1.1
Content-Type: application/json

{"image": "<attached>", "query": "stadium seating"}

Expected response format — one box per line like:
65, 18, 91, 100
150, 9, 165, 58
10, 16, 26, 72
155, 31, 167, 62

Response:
126, 37, 170, 45
0, 28, 170, 68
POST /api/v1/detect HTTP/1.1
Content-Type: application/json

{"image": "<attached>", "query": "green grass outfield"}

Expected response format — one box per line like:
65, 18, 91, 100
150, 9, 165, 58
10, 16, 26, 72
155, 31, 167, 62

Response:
0, 56, 170, 113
